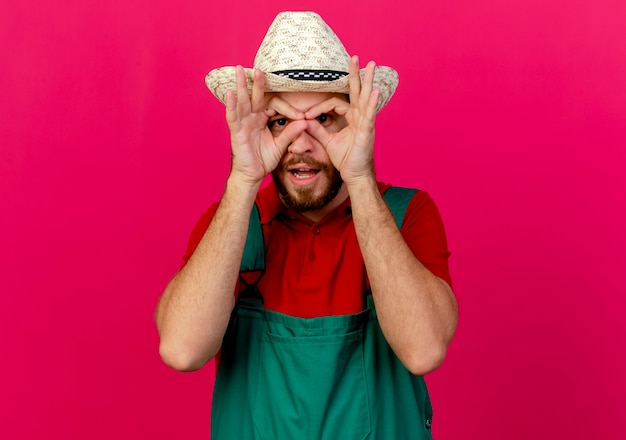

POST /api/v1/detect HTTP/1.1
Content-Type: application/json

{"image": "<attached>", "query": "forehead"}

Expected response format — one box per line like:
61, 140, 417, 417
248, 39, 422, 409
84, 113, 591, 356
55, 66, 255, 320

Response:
269, 91, 348, 111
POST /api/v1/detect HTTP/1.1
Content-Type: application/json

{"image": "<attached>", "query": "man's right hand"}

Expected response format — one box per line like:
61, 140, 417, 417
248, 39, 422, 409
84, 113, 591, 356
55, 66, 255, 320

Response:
225, 66, 306, 186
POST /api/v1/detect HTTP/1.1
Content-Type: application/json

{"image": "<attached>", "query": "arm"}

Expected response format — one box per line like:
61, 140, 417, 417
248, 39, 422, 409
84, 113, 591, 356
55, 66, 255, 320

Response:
156, 177, 258, 372
349, 180, 457, 376
305, 57, 457, 375
156, 67, 306, 371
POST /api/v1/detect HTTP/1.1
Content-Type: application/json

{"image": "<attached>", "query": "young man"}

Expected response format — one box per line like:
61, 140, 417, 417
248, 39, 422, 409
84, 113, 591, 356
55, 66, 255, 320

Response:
156, 11, 457, 439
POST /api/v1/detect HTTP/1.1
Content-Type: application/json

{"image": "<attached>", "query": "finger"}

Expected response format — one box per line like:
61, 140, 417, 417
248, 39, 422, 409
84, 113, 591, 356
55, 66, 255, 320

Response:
348, 55, 362, 105
266, 95, 304, 120
303, 119, 331, 146
364, 88, 380, 125
235, 65, 251, 113
250, 69, 266, 113
360, 61, 376, 108
274, 120, 308, 151
304, 96, 350, 119
225, 89, 238, 125
261, 92, 279, 119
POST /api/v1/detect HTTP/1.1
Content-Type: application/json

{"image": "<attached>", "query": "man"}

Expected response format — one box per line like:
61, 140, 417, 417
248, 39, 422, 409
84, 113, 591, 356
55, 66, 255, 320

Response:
156, 11, 457, 439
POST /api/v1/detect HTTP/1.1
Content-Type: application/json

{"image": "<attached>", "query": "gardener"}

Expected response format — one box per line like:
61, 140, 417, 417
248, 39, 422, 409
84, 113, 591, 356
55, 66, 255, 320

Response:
156, 11, 458, 439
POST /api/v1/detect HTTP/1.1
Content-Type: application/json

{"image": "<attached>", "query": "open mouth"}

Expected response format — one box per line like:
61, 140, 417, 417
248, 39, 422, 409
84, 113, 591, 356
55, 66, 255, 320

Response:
289, 168, 320, 179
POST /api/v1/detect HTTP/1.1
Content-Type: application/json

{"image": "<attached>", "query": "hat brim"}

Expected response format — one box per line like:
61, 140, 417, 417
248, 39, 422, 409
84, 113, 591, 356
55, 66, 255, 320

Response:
206, 66, 398, 113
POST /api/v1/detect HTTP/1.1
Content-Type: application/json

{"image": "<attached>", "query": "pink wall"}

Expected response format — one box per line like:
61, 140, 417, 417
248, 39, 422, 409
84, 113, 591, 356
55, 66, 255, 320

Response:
1, 0, 625, 438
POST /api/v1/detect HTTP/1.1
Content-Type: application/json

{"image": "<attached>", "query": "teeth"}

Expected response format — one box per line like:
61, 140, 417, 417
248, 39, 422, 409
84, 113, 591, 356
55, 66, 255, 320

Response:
291, 169, 317, 179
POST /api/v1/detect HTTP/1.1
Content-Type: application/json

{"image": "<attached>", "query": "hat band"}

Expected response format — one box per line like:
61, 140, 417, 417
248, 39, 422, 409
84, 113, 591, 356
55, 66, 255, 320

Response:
272, 70, 348, 81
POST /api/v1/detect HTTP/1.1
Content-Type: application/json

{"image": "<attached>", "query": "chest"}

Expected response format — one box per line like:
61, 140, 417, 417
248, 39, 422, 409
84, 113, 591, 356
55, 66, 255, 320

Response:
243, 216, 368, 317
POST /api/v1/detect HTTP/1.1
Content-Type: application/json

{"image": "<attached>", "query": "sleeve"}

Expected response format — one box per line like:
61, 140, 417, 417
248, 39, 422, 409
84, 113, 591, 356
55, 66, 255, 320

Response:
181, 202, 221, 266
400, 191, 453, 289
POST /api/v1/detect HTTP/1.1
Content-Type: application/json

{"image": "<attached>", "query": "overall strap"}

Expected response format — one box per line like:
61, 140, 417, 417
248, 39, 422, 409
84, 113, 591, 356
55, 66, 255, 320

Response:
382, 186, 419, 229
239, 186, 420, 272
240, 204, 265, 272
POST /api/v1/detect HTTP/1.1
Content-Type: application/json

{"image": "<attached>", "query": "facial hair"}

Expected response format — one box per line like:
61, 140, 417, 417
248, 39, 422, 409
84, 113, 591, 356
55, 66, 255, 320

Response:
272, 156, 344, 213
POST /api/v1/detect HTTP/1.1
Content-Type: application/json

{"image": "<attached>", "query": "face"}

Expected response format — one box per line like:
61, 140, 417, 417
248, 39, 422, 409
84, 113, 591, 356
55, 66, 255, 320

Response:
267, 92, 349, 218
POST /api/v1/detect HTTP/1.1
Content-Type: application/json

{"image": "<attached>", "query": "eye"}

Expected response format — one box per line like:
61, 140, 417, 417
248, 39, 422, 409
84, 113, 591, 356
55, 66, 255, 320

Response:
267, 117, 289, 136
315, 114, 330, 124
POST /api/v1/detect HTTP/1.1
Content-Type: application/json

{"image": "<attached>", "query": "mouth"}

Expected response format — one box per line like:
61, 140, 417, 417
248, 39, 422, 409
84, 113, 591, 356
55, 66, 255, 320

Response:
289, 167, 320, 179
285, 163, 322, 186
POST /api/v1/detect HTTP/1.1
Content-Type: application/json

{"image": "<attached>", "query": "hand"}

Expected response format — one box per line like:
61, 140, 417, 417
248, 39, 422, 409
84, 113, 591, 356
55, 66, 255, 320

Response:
225, 66, 307, 185
304, 56, 380, 185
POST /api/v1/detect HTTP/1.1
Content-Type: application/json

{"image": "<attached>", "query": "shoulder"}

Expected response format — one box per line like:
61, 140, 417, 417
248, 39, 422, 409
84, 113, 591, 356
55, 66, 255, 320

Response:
255, 181, 284, 224
181, 201, 221, 264
377, 182, 436, 218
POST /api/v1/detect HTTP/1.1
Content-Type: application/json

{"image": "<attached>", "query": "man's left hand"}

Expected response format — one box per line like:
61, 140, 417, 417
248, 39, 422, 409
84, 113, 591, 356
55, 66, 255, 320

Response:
304, 56, 380, 185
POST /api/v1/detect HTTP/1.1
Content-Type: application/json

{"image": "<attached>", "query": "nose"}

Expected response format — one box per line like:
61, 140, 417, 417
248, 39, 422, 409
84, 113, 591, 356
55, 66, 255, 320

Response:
287, 131, 316, 155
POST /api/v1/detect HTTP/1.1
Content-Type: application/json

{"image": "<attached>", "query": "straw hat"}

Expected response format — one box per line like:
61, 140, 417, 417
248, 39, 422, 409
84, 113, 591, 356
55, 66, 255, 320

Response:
205, 11, 399, 113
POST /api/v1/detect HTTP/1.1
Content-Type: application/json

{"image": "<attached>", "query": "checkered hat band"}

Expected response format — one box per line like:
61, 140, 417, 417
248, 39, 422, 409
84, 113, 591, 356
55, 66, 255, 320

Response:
272, 70, 348, 81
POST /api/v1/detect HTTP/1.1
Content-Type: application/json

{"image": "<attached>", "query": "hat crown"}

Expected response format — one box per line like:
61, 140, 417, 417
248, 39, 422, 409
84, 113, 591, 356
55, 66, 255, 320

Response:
205, 11, 399, 113
253, 12, 350, 73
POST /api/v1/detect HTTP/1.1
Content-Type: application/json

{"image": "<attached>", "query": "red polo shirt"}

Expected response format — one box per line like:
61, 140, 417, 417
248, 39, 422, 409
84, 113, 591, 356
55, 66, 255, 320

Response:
183, 181, 451, 318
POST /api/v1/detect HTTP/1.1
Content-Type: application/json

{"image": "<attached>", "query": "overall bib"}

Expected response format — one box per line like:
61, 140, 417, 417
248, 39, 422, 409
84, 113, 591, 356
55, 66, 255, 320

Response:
211, 187, 434, 440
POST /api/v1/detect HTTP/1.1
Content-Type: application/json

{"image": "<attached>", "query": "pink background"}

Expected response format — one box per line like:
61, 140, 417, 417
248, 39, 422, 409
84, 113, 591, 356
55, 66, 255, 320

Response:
1, 0, 625, 438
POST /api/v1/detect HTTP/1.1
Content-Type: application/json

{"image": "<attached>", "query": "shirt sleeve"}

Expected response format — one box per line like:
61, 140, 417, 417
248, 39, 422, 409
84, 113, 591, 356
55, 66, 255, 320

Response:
400, 191, 453, 289
181, 202, 220, 266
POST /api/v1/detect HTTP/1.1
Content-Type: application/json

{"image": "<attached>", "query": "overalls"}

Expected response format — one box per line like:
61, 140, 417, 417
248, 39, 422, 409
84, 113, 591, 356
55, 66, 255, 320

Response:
211, 187, 434, 439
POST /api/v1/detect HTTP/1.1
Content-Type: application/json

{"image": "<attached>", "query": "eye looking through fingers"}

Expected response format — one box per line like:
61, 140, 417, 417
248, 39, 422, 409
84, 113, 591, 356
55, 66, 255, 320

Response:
268, 113, 336, 136
315, 114, 329, 124
312, 112, 346, 132
267, 117, 289, 136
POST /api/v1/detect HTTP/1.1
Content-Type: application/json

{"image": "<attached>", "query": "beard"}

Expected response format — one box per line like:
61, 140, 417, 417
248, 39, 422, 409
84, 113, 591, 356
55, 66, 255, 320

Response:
272, 156, 344, 213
